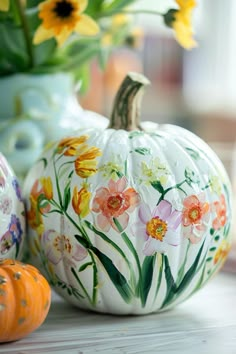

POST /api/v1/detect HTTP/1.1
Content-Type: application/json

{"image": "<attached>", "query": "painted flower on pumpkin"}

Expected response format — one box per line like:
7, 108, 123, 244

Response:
33, 0, 99, 47
57, 135, 89, 156
74, 145, 102, 178
0, 195, 12, 214
0, 214, 23, 256
12, 178, 23, 201
0, 231, 13, 254
72, 185, 91, 218
27, 180, 50, 235
40, 176, 53, 200
132, 200, 182, 255
214, 240, 231, 265
42, 229, 88, 265
0, 0, 9, 12
139, 159, 169, 186
212, 194, 227, 230
164, 0, 197, 50
182, 194, 210, 243
92, 176, 140, 232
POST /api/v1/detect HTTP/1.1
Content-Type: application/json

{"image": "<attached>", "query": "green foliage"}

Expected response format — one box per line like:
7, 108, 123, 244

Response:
0, 0, 144, 85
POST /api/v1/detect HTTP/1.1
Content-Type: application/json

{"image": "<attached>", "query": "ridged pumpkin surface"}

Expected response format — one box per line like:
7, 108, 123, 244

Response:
23, 74, 232, 315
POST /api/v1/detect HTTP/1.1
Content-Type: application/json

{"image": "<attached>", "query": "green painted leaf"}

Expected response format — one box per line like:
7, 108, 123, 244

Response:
151, 181, 164, 194
206, 257, 213, 262
91, 247, 133, 303
129, 131, 144, 139
214, 235, 220, 241
74, 234, 133, 303
84, 221, 130, 268
185, 147, 200, 160
38, 157, 47, 169
209, 247, 217, 252
141, 256, 155, 307
176, 241, 205, 295
63, 184, 71, 212
210, 228, 215, 236
161, 255, 176, 308
134, 147, 151, 155
79, 262, 93, 272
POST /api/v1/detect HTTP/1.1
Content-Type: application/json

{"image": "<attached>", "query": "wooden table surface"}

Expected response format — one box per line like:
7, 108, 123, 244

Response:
1, 271, 236, 354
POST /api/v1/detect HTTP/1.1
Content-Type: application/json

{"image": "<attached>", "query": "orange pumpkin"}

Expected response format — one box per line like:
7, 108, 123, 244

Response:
0, 259, 51, 342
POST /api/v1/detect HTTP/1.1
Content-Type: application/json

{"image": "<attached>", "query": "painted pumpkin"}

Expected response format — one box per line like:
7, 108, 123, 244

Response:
23, 73, 232, 315
0, 259, 51, 342
0, 153, 25, 260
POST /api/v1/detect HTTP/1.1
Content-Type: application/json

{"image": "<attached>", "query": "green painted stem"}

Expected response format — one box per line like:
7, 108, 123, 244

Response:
109, 72, 150, 131
71, 267, 93, 305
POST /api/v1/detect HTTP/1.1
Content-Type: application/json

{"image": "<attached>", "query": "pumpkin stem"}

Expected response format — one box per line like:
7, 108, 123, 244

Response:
109, 72, 150, 131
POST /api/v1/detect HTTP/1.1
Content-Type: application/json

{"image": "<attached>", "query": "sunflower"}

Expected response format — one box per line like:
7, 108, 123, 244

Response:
164, 0, 197, 50
0, 0, 9, 11
33, 0, 99, 46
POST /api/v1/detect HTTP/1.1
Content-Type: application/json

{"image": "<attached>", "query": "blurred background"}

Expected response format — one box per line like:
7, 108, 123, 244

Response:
78, 0, 236, 269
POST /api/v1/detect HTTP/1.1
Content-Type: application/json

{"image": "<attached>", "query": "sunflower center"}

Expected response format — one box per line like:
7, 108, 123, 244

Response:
107, 195, 123, 211
53, 0, 75, 18
146, 217, 168, 241
188, 206, 201, 223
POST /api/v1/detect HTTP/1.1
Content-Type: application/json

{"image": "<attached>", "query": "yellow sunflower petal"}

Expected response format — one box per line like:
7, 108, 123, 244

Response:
75, 14, 100, 36
33, 25, 54, 45
56, 29, 71, 46
0, 0, 9, 11
173, 21, 197, 49
78, 0, 88, 14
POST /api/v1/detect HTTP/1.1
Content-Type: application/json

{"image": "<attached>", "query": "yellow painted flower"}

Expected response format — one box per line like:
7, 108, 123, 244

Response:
214, 240, 231, 265
57, 135, 89, 155
40, 176, 53, 200
33, 0, 99, 46
209, 176, 222, 195
0, 0, 9, 11
164, 0, 197, 49
27, 196, 45, 236
75, 145, 102, 178
72, 185, 91, 217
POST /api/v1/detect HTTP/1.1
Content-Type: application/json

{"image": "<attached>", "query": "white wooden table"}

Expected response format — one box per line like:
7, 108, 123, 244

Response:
1, 271, 236, 354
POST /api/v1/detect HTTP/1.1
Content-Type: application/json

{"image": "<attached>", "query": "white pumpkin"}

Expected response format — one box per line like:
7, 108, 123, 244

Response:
24, 73, 232, 315
0, 153, 25, 260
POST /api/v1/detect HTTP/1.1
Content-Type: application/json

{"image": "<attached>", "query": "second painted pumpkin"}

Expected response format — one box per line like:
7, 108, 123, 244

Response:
23, 73, 232, 315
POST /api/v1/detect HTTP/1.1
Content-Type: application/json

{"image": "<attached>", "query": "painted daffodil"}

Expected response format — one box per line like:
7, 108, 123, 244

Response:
164, 0, 197, 49
33, 0, 99, 46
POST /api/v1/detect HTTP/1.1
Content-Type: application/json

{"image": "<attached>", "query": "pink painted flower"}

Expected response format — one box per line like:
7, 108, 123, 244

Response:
92, 177, 140, 232
132, 200, 182, 255
42, 229, 88, 266
212, 194, 227, 230
182, 193, 210, 243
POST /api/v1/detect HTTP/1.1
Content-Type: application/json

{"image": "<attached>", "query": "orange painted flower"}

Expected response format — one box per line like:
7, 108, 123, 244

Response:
182, 193, 210, 243
212, 194, 227, 230
74, 145, 102, 178
164, 0, 197, 49
33, 0, 99, 46
72, 185, 91, 218
214, 240, 231, 265
57, 136, 89, 155
92, 177, 140, 232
